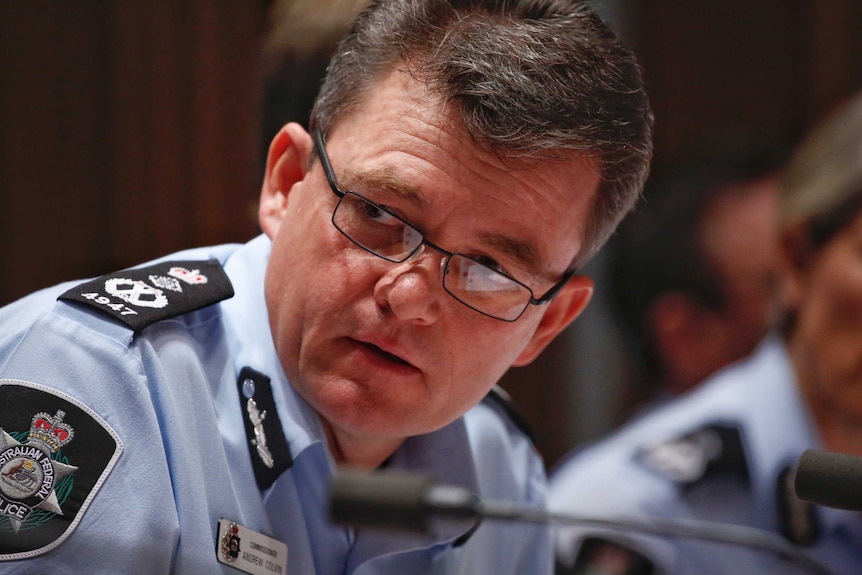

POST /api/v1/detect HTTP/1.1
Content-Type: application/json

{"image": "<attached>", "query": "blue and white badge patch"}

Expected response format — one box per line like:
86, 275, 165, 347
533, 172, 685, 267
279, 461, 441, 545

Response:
58, 259, 234, 332
0, 380, 122, 560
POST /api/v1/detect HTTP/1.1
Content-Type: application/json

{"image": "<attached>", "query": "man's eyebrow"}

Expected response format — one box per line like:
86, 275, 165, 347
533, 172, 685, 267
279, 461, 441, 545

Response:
480, 233, 546, 279
352, 168, 430, 210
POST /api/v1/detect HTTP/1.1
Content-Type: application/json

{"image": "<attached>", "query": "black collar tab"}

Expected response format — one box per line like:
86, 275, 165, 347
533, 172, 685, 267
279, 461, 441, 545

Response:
236, 367, 293, 490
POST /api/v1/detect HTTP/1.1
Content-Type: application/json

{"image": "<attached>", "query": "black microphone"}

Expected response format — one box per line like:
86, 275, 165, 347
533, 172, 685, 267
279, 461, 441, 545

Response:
329, 469, 834, 575
795, 448, 862, 512
328, 468, 479, 533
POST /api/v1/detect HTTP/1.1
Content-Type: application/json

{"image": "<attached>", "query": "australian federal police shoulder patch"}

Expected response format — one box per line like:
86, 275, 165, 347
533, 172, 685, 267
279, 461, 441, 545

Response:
0, 380, 122, 560
58, 259, 234, 332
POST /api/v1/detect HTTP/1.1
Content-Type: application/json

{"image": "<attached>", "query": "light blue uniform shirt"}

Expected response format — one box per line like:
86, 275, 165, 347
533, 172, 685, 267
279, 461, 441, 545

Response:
548, 336, 862, 575
0, 235, 551, 574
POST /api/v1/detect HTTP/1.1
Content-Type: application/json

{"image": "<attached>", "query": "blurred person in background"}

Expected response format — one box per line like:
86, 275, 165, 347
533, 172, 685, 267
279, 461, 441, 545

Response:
609, 144, 785, 412
549, 92, 862, 574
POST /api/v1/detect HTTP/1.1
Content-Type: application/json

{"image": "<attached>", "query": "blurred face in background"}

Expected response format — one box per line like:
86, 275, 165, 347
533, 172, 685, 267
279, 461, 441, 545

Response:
783, 207, 862, 453
651, 173, 780, 395
698, 174, 780, 374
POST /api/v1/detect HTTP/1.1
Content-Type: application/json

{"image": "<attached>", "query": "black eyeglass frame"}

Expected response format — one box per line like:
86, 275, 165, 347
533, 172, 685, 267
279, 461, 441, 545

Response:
311, 128, 576, 321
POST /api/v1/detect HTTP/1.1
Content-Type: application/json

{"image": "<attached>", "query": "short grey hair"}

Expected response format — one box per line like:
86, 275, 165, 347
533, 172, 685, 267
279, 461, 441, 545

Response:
311, 0, 653, 269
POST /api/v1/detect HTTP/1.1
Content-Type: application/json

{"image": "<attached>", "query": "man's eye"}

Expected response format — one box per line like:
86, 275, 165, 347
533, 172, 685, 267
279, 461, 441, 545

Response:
358, 198, 402, 226
471, 254, 514, 279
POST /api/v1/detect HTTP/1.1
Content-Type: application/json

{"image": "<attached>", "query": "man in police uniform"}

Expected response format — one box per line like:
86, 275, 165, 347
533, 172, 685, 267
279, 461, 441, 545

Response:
0, 0, 652, 573
549, 93, 862, 575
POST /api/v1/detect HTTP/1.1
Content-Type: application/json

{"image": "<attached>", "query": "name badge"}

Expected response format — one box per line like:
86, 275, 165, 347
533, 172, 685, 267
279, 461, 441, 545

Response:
216, 518, 288, 575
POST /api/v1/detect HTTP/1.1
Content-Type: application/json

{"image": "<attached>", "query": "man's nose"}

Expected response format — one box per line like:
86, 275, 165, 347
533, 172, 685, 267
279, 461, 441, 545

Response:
372, 245, 445, 325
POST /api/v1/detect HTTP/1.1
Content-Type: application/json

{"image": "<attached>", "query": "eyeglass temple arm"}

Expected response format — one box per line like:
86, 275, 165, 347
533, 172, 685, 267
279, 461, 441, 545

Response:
530, 269, 577, 306
312, 129, 345, 198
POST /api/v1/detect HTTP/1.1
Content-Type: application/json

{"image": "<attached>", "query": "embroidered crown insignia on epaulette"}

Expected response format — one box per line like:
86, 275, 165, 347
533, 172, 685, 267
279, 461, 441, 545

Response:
58, 259, 234, 332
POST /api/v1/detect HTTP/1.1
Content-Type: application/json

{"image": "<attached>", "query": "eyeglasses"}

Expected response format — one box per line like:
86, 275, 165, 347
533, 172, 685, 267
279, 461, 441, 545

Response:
312, 129, 575, 322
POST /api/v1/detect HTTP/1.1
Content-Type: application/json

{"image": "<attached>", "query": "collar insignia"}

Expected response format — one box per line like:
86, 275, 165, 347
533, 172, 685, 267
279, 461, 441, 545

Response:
236, 368, 293, 490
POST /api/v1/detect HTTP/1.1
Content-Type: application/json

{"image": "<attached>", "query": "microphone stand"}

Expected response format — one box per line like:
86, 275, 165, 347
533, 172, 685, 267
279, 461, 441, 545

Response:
330, 469, 835, 575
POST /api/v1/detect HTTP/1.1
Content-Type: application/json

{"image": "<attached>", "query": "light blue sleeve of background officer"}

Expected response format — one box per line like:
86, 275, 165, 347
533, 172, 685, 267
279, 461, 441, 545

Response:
547, 336, 862, 575
0, 235, 551, 574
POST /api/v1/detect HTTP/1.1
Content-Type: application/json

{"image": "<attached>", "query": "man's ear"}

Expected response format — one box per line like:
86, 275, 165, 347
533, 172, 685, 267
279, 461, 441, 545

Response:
259, 122, 313, 239
513, 275, 593, 366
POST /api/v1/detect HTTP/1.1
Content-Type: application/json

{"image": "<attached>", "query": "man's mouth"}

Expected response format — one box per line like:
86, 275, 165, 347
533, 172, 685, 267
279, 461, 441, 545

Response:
364, 342, 410, 366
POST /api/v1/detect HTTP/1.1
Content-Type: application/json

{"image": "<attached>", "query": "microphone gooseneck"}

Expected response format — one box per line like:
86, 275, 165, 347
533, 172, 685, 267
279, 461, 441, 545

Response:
329, 469, 834, 575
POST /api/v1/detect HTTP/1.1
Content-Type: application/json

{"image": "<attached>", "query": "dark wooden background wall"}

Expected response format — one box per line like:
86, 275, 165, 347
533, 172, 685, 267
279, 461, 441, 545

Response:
3, 0, 862, 468
0, 1, 266, 302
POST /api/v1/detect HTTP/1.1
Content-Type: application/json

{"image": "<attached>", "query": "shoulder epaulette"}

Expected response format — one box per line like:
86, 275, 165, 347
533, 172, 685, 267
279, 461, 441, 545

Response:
484, 385, 536, 442
58, 259, 234, 332
635, 423, 749, 486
